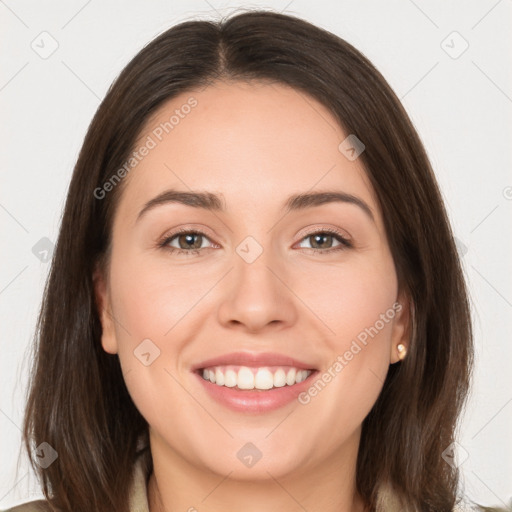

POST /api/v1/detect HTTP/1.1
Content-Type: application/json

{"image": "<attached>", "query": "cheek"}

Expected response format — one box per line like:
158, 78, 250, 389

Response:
296, 251, 398, 346
106, 248, 204, 434
293, 314, 395, 457
293, 253, 397, 423
108, 247, 217, 347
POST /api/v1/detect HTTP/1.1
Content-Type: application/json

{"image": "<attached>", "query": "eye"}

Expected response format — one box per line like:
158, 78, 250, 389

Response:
295, 228, 352, 254
158, 229, 217, 256
158, 227, 352, 256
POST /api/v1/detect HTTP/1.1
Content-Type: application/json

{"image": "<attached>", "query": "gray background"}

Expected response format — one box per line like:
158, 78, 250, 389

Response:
1, 0, 511, 508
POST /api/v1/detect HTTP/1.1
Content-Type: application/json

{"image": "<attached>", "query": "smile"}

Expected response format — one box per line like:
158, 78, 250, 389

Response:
192, 351, 318, 413
199, 365, 313, 390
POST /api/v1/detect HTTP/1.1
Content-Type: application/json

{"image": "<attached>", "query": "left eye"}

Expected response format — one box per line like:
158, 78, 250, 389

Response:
159, 229, 351, 255
296, 231, 350, 251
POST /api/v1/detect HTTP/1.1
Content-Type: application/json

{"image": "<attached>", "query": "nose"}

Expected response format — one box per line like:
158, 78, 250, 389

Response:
216, 247, 298, 333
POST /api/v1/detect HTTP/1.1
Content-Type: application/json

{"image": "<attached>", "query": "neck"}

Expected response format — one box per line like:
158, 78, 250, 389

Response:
147, 430, 367, 512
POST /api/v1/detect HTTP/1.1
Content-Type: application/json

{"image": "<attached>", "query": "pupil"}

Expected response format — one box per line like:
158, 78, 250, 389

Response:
313, 234, 330, 248
180, 234, 201, 249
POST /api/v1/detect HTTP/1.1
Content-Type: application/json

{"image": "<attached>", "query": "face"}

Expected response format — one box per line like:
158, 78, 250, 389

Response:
94, 80, 410, 481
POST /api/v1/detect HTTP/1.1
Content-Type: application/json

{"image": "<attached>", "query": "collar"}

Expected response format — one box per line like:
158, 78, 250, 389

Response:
128, 450, 151, 512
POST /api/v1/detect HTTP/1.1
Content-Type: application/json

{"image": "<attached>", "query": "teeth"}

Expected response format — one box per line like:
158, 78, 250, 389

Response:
254, 368, 273, 390
200, 365, 312, 390
215, 368, 224, 386
286, 368, 296, 386
224, 369, 237, 387
296, 370, 305, 383
273, 369, 286, 388
237, 367, 254, 390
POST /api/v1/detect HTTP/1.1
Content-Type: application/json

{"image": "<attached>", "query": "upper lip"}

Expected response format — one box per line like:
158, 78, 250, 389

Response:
192, 351, 316, 371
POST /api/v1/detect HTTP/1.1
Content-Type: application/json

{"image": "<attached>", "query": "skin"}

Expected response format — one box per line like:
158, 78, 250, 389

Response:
94, 80, 410, 512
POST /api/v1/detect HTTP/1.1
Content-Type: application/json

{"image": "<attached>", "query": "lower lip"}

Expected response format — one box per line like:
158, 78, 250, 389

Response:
194, 370, 318, 413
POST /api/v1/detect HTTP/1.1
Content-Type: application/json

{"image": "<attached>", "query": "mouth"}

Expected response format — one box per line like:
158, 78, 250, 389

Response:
191, 352, 319, 413
196, 365, 315, 391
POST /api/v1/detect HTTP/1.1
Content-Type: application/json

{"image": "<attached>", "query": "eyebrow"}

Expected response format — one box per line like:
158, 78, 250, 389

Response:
136, 189, 375, 223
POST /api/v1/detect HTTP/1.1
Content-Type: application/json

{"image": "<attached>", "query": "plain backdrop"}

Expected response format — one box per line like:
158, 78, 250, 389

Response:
1, 0, 511, 509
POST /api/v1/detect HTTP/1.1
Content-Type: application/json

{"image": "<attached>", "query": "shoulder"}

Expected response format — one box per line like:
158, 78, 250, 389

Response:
2, 499, 52, 512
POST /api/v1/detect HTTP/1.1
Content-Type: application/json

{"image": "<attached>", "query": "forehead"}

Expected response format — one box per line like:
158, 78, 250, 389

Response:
115, 80, 380, 226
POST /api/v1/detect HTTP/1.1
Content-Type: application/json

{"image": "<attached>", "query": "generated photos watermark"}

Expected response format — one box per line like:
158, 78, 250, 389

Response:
94, 96, 198, 200
298, 301, 403, 405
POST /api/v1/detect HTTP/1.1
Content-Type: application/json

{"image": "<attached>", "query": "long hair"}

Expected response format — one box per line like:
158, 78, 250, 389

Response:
23, 10, 475, 511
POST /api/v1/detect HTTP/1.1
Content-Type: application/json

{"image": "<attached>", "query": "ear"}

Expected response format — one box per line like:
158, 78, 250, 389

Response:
389, 289, 412, 364
93, 261, 118, 355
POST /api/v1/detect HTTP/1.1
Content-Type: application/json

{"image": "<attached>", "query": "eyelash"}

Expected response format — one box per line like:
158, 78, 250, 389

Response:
157, 227, 353, 256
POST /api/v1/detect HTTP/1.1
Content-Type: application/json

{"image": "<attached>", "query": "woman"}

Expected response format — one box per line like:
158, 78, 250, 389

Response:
4, 10, 506, 512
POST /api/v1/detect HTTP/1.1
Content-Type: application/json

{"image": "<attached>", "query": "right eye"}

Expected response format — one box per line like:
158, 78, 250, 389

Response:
158, 229, 217, 256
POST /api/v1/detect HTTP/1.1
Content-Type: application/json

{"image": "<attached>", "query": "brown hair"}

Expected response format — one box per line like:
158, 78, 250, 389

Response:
22, 9, 480, 512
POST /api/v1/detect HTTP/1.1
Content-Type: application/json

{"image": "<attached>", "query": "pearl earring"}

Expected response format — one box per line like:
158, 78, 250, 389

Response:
397, 343, 407, 360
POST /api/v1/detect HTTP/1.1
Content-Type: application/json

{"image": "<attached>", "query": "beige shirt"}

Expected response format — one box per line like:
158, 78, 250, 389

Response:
1, 452, 491, 512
